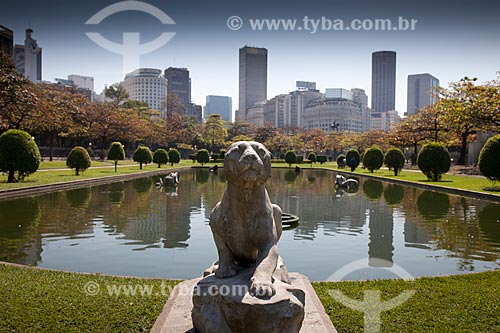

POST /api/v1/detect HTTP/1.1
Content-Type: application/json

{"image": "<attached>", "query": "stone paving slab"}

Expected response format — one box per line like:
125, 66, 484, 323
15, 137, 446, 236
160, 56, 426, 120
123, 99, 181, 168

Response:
150, 273, 337, 333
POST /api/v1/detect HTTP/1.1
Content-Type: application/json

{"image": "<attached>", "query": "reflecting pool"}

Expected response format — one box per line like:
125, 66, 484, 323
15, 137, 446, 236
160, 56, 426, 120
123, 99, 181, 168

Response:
1, 168, 499, 280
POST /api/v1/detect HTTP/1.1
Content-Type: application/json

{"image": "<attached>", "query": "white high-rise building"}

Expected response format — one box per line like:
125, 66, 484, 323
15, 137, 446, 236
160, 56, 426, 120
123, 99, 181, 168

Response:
122, 68, 168, 112
14, 29, 42, 82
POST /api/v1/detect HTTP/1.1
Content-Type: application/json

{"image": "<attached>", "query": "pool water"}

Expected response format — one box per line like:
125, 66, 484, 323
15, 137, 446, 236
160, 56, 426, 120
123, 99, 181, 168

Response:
1, 168, 499, 280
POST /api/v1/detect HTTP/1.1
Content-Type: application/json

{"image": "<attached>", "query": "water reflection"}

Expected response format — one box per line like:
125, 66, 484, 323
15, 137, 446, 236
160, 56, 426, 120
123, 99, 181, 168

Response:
417, 191, 451, 219
0, 169, 499, 279
363, 179, 384, 200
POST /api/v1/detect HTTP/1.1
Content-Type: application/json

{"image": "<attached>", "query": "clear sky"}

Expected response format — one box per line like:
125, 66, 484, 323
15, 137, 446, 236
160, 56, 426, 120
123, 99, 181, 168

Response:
2, 0, 500, 116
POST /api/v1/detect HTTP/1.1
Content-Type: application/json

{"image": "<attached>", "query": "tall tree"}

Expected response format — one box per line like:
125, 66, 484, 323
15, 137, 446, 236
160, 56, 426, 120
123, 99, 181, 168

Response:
0, 53, 38, 129
434, 77, 482, 165
201, 114, 227, 151
104, 83, 129, 106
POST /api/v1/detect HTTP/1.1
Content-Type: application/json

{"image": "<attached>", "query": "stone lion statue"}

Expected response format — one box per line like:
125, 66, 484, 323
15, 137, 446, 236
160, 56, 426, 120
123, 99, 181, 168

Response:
209, 141, 288, 297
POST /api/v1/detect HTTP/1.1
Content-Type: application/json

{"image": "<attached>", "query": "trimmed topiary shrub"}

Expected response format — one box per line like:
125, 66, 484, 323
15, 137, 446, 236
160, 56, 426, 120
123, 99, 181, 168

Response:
285, 150, 297, 167
384, 148, 405, 176
346, 149, 360, 172
189, 154, 197, 163
66, 146, 91, 175
478, 134, 500, 184
307, 152, 317, 164
363, 146, 384, 173
133, 146, 153, 170
0, 129, 41, 183
108, 142, 125, 172
417, 142, 451, 181
196, 149, 210, 166
153, 148, 169, 168
317, 155, 327, 164
337, 154, 346, 168
168, 148, 181, 166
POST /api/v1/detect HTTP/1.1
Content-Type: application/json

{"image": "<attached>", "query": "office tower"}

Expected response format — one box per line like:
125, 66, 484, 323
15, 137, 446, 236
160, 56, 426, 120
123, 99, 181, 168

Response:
371, 51, 396, 113
351, 88, 371, 132
407, 73, 440, 116
0, 25, 14, 58
185, 103, 202, 122
204, 95, 232, 122
239, 46, 267, 120
164, 67, 191, 107
14, 29, 42, 82
122, 68, 167, 112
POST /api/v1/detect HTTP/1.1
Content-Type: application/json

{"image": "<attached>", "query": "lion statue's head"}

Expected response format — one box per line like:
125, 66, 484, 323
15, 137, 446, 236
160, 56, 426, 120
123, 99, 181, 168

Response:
224, 141, 272, 186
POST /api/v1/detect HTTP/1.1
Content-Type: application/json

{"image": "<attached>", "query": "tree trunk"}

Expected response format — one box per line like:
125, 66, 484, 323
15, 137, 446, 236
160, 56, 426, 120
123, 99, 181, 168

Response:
114, 161, 118, 172
457, 133, 468, 165
49, 134, 54, 162
140, 162, 143, 170
7, 170, 15, 183
158, 163, 161, 168
394, 168, 399, 176
76, 168, 80, 176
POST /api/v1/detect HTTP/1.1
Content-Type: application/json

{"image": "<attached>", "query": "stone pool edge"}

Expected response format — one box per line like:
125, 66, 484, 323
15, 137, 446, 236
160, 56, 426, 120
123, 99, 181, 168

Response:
0, 166, 191, 201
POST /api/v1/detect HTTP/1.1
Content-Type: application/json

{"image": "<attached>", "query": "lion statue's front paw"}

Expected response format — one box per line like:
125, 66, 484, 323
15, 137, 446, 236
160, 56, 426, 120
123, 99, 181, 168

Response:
215, 264, 237, 278
250, 278, 275, 298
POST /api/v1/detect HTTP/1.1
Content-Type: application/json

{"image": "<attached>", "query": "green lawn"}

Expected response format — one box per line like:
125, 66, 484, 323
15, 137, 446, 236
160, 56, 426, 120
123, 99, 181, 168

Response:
0, 263, 179, 333
0, 160, 193, 191
313, 270, 500, 332
2, 263, 499, 332
39, 160, 134, 169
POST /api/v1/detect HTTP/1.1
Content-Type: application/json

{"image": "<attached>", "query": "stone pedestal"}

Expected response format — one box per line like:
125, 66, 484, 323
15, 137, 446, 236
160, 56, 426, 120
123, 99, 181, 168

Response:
192, 267, 305, 333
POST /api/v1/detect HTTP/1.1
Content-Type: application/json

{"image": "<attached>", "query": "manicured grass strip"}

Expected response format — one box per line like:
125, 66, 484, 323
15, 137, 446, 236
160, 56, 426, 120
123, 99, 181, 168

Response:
312, 270, 500, 333
0, 264, 179, 333
0, 160, 192, 191
39, 160, 133, 169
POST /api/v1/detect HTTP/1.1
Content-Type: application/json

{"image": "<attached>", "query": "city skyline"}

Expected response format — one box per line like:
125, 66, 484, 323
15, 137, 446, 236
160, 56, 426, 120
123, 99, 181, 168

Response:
1, 0, 500, 116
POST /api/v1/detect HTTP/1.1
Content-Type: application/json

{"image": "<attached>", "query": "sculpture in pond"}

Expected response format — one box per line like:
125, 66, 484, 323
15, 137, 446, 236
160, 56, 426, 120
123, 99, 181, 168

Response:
335, 174, 359, 192
164, 172, 179, 186
192, 141, 304, 333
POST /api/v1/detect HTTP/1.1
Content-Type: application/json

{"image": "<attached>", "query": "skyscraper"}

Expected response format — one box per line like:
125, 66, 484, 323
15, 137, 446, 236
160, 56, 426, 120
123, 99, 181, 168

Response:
164, 67, 191, 106
204, 95, 232, 122
407, 73, 440, 116
239, 46, 267, 120
14, 29, 42, 82
371, 51, 396, 113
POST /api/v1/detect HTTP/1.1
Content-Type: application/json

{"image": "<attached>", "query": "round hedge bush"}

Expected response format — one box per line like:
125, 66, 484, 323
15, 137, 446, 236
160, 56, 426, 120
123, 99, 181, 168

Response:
363, 146, 384, 173
346, 149, 360, 171
417, 142, 451, 181
107, 142, 125, 172
478, 134, 500, 183
66, 146, 91, 175
384, 148, 405, 176
285, 150, 297, 167
337, 154, 346, 168
153, 148, 169, 168
307, 152, 317, 164
0, 129, 41, 183
196, 149, 210, 165
168, 148, 181, 166
133, 146, 153, 170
